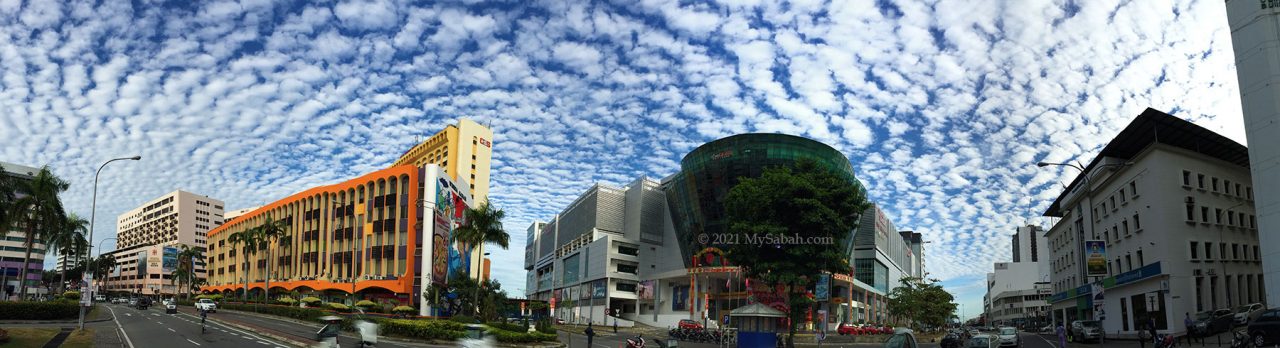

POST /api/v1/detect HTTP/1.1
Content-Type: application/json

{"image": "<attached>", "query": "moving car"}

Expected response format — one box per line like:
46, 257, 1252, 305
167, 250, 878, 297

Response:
128, 298, 137, 306
135, 297, 151, 310
1247, 308, 1280, 347
1069, 320, 1101, 342
678, 319, 703, 330
1235, 303, 1265, 326
195, 298, 217, 313
968, 335, 998, 348
996, 326, 1020, 347
940, 332, 963, 348
838, 323, 859, 335
883, 328, 919, 348
165, 301, 178, 314
1193, 309, 1235, 336
1038, 326, 1053, 335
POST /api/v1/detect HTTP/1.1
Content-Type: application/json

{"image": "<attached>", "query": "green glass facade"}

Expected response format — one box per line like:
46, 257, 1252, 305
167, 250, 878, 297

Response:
663, 133, 866, 266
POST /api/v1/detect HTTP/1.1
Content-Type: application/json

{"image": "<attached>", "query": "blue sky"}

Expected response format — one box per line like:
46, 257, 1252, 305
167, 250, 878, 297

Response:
0, 0, 1247, 320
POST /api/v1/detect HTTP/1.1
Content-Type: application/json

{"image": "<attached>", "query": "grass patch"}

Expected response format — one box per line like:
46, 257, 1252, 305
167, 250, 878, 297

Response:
60, 329, 94, 348
0, 328, 59, 348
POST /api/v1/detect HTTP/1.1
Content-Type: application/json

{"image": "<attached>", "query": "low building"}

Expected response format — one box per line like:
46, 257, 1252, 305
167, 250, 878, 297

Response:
984, 261, 1049, 328
1044, 108, 1265, 338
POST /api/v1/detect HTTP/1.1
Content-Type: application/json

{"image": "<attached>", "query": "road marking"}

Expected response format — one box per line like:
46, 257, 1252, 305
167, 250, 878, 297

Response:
152, 313, 161, 317
1037, 333, 1059, 348
187, 339, 202, 346
168, 328, 176, 332
105, 305, 136, 348
125, 313, 133, 317
257, 340, 271, 345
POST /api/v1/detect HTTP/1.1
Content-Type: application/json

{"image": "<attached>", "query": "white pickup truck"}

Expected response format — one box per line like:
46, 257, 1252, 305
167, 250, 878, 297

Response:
195, 299, 217, 313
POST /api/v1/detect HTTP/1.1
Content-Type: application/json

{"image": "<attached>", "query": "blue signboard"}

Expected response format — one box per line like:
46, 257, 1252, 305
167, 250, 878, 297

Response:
815, 274, 830, 301
162, 246, 179, 272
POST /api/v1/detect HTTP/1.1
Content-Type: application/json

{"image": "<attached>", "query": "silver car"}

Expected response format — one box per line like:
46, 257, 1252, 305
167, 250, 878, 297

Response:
996, 327, 1020, 347
968, 335, 998, 348
1235, 303, 1265, 326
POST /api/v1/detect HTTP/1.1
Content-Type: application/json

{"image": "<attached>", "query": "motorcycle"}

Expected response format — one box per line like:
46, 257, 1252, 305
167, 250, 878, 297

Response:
625, 334, 646, 348
1230, 330, 1249, 348
1154, 334, 1177, 348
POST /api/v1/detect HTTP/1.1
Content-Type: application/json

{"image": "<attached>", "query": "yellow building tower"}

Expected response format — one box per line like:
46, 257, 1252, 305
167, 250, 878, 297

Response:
392, 118, 495, 280
393, 118, 494, 203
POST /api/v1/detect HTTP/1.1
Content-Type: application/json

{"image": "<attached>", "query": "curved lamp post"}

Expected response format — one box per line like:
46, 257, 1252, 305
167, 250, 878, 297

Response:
80, 156, 140, 329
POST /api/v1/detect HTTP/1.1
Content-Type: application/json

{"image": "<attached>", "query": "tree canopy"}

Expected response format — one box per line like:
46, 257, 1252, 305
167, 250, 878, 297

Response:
886, 276, 957, 330
722, 158, 869, 347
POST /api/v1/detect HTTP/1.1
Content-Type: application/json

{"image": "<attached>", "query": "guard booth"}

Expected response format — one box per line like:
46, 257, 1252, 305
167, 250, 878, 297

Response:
730, 303, 787, 348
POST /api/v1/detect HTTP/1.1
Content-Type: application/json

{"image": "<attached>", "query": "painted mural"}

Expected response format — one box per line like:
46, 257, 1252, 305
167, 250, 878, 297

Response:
431, 176, 471, 284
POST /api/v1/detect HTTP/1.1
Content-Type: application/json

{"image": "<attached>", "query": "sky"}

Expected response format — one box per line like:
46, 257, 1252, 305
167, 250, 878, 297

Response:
0, 0, 1248, 320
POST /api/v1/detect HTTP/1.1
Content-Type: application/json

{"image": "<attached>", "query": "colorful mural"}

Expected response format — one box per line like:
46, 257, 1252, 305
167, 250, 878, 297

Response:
430, 173, 472, 284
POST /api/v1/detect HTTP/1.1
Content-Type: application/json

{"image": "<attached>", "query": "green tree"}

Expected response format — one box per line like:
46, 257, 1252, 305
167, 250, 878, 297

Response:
91, 254, 116, 285
4, 166, 70, 299
886, 276, 957, 330
228, 227, 262, 302
46, 213, 88, 293
722, 159, 869, 348
451, 201, 509, 316
174, 245, 203, 300
0, 170, 14, 298
255, 214, 289, 304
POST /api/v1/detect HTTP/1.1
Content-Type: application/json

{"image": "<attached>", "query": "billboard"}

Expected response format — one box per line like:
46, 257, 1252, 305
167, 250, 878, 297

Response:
637, 280, 655, 300
1084, 240, 1108, 276
420, 165, 474, 285
592, 279, 606, 299
162, 246, 179, 273
815, 274, 831, 301
138, 249, 149, 276
672, 285, 689, 310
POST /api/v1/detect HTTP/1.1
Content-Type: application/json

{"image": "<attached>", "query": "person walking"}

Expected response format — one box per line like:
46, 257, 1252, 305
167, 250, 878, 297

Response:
1056, 322, 1067, 348
585, 323, 596, 347
1148, 316, 1159, 346
613, 318, 618, 333
1139, 322, 1148, 348
1184, 312, 1200, 344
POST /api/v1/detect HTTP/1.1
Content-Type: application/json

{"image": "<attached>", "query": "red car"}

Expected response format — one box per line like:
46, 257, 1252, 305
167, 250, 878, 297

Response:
678, 319, 703, 330
837, 323, 859, 335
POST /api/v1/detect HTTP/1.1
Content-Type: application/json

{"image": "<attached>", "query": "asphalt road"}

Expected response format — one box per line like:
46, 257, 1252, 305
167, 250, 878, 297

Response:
190, 306, 426, 348
106, 303, 293, 348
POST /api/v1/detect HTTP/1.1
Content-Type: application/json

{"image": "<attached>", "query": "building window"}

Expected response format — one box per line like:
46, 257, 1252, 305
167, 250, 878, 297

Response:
1123, 220, 1130, 235
1224, 180, 1232, 194
1212, 177, 1220, 192
1215, 208, 1224, 224
1254, 246, 1261, 261
1186, 205, 1195, 221
1247, 187, 1253, 200
1233, 244, 1240, 260
1130, 181, 1138, 196
1206, 242, 1214, 260
1250, 215, 1257, 229
1125, 254, 1132, 272
1120, 188, 1127, 202
1228, 211, 1236, 226
1190, 242, 1199, 259
1197, 174, 1206, 189
1110, 196, 1116, 209
1183, 171, 1192, 186
1137, 249, 1144, 267
1202, 207, 1210, 223
1134, 213, 1142, 230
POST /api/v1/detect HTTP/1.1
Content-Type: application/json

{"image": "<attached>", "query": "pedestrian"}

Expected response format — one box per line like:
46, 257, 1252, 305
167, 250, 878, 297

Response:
1148, 316, 1159, 346
585, 323, 596, 347
1184, 312, 1200, 344
613, 318, 618, 333
1056, 322, 1067, 348
1139, 322, 1148, 348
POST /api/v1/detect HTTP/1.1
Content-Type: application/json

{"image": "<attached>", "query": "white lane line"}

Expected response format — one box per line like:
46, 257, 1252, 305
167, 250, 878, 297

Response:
125, 313, 133, 317
257, 340, 270, 345
105, 305, 136, 348
168, 328, 177, 332
1037, 333, 1059, 348
187, 339, 202, 346
152, 313, 161, 317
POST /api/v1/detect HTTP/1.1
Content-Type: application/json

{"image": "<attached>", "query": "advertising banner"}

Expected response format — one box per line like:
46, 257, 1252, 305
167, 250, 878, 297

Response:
162, 246, 178, 273
815, 274, 831, 301
637, 280, 654, 300
592, 279, 606, 299
1084, 240, 1108, 276
1091, 281, 1106, 321
672, 285, 689, 311
421, 165, 474, 285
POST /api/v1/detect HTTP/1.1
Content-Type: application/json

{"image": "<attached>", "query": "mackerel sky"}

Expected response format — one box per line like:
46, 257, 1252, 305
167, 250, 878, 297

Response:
0, 0, 1246, 319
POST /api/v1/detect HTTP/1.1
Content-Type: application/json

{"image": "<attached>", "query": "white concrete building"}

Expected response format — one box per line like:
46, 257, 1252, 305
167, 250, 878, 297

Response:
1224, 0, 1280, 307
55, 253, 83, 273
101, 190, 223, 296
1044, 109, 1265, 338
985, 262, 1051, 327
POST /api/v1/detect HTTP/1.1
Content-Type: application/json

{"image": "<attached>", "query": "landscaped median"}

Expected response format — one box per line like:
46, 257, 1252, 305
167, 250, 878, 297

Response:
210, 302, 560, 345
0, 300, 83, 320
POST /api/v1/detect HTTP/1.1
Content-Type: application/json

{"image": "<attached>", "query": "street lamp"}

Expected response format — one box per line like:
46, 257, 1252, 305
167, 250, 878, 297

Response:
80, 156, 140, 329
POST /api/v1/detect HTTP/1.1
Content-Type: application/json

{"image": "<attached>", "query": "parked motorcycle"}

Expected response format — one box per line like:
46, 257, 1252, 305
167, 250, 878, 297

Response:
625, 334, 646, 348
1155, 334, 1177, 348
1230, 329, 1249, 348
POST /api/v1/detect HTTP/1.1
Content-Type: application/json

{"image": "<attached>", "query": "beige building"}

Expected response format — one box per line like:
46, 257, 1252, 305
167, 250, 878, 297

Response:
391, 118, 494, 203
101, 190, 224, 296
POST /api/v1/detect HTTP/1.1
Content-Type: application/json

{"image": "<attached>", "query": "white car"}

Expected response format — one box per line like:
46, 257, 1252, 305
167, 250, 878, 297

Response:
195, 298, 217, 313
1235, 303, 1265, 325
996, 327, 1020, 347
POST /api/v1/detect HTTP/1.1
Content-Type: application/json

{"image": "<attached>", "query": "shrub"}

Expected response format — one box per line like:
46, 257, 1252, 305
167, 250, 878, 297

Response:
301, 297, 322, 305
487, 322, 525, 332
276, 297, 297, 306
0, 301, 81, 320
450, 315, 479, 324
62, 291, 81, 300
355, 300, 376, 307
376, 318, 467, 340
221, 303, 330, 322
327, 303, 351, 312
534, 319, 556, 334
392, 306, 416, 315
488, 329, 558, 343
177, 300, 194, 307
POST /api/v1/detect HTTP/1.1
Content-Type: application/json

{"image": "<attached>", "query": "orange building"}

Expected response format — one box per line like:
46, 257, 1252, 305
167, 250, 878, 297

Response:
202, 120, 494, 312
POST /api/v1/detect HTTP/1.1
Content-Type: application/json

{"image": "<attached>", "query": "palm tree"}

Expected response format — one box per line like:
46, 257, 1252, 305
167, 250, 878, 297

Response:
228, 227, 261, 302
91, 254, 116, 292
46, 214, 88, 293
255, 214, 289, 304
4, 166, 69, 299
451, 202, 509, 274
174, 245, 203, 300
450, 201, 509, 316
0, 170, 15, 299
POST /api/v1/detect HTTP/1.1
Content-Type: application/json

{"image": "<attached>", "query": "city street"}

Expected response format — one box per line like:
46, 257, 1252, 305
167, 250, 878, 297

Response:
105, 303, 293, 348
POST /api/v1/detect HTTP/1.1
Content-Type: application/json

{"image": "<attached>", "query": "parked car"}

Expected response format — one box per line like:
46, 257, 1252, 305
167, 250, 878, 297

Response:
1235, 303, 1266, 326
677, 319, 703, 330
996, 326, 1020, 347
195, 298, 217, 313
940, 332, 964, 348
1038, 326, 1053, 335
1069, 320, 1101, 342
968, 334, 998, 348
838, 323, 859, 335
1247, 308, 1280, 347
1193, 309, 1235, 336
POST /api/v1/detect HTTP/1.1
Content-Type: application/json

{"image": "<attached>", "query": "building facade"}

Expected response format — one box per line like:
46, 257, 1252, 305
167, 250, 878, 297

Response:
55, 253, 83, 273
0, 161, 48, 299
100, 190, 224, 296
1224, 0, 1280, 308
984, 262, 1050, 328
1044, 108, 1265, 338
201, 119, 494, 314
525, 133, 919, 329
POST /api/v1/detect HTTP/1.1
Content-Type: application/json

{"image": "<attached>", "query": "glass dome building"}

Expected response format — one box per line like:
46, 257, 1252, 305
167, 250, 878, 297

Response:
662, 133, 866, 266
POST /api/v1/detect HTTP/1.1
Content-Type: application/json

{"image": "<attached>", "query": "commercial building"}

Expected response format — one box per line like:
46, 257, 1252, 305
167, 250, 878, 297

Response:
200, 119, 494, 315
983, 225, 1050, 328
1043, 108, 1265, 338
0, 161, 48, 299
55, 253, 83, 273
1224, 0, 1280, 307
99, 190, 224, 296
524, 133, 922, 329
